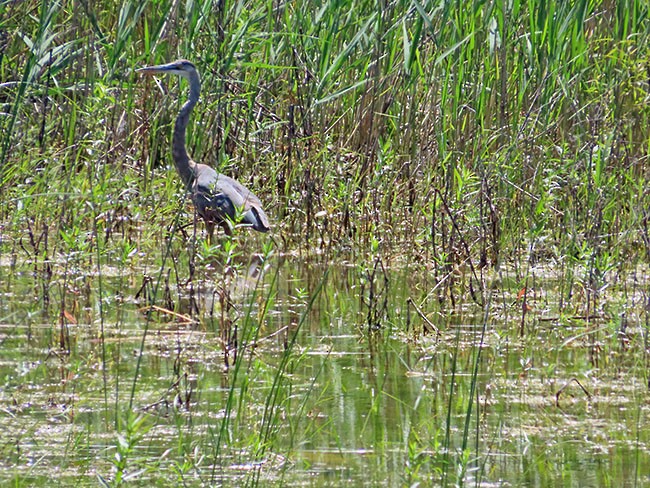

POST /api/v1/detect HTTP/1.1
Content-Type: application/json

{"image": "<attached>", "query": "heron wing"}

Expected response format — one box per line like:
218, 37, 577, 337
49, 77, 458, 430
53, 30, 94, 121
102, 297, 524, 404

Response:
194, 165, 270, 231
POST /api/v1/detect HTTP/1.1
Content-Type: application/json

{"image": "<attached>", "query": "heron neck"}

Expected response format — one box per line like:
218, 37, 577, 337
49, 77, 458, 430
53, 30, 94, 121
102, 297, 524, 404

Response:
172, 71, 201, 188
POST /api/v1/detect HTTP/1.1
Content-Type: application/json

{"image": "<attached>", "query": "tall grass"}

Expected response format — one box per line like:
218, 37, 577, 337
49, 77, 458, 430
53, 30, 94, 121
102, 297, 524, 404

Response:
1, 0, 649, 485
2, 0, 647, 269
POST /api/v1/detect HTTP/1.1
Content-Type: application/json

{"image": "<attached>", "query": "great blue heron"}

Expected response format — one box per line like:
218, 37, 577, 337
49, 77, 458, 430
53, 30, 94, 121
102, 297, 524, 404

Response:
137, 59, 270, 239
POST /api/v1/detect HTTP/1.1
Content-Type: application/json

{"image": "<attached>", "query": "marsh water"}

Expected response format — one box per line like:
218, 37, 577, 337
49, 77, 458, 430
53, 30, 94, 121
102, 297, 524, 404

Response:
0, 251, 648, 487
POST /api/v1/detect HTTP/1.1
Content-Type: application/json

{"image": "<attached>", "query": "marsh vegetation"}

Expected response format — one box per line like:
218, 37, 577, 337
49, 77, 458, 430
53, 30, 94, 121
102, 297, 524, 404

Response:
1, 0, 649, 485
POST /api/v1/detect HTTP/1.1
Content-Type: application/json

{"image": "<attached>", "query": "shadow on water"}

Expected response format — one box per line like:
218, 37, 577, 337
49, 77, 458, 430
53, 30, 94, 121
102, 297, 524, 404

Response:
0, 251, 648, 486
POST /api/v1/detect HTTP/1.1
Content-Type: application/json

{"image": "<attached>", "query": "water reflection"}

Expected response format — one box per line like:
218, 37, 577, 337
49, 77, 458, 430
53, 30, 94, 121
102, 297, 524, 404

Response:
0, 255, 648, 486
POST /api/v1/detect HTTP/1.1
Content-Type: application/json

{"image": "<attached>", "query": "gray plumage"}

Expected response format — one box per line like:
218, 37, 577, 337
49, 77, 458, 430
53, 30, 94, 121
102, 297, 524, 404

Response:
137, 59, 269, 238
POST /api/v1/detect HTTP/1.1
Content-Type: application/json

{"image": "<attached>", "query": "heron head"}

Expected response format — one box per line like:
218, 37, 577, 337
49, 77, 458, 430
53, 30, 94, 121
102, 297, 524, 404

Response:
136, 59, 197, 80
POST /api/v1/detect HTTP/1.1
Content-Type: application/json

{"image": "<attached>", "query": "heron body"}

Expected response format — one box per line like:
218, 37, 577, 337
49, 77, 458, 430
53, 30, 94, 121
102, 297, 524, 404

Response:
137, 59, 269, 238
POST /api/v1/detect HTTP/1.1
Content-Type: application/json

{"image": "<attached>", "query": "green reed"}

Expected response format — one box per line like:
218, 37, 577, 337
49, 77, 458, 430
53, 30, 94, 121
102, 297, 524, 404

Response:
3, 0, 648, 269
1, 0, 649, 485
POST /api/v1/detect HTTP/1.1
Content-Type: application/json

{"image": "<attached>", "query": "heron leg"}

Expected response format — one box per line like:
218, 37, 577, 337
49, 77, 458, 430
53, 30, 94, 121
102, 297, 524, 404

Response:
205, 220, 215, 244
221, 221, 233, 236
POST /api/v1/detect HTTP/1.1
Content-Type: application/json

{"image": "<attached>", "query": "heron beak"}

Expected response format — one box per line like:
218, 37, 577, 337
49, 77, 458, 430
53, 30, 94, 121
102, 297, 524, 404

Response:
136, 61, 183, 75
136, 65, 172, 75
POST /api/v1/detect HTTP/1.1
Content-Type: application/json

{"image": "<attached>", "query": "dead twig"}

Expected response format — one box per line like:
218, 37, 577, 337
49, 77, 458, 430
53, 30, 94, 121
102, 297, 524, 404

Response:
555, 377, 592, 407
407, 298, 440, 338
138, 305, 195, 325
